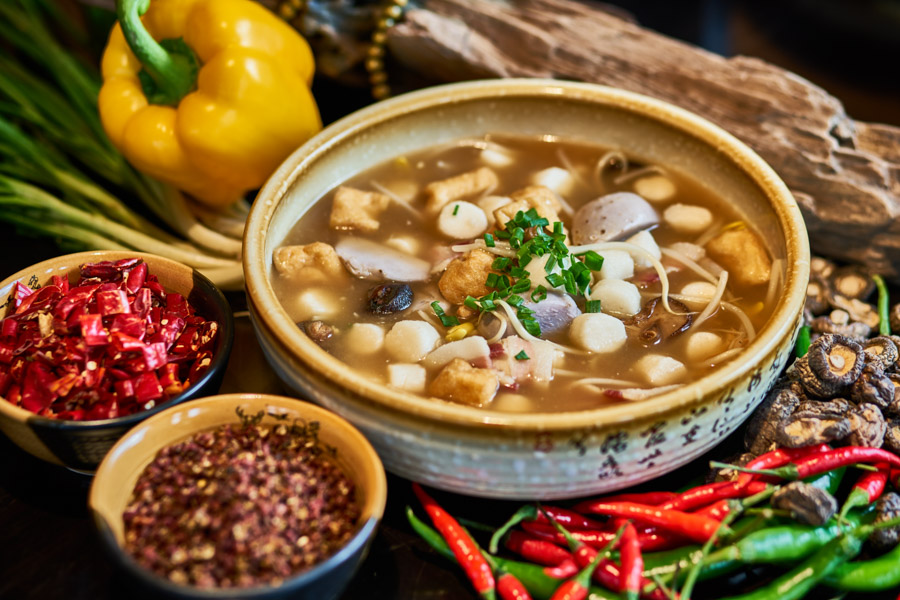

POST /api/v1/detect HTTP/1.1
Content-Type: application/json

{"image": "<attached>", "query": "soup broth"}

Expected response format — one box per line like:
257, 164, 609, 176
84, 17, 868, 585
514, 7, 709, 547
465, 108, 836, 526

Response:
271, 134, 782, 413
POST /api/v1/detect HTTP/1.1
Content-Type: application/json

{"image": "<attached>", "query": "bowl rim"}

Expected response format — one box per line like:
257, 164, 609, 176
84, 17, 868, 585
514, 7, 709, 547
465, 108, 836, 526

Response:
243, 78, 810, 431
0, 250, 235, 430
88, 392, 388, 597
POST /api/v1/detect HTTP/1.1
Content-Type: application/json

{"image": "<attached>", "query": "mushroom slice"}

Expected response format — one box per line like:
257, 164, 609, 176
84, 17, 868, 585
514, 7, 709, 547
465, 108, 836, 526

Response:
829, 265, 875, 301
366, 283, 414, 315
798, 334, 865, 398
570, 192, 659, 245
624, 297, 692, 347
335, 238, 430, 281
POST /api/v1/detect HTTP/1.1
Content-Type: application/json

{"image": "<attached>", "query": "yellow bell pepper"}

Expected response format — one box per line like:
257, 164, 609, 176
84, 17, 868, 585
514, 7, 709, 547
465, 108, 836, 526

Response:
99, 0, 321, 207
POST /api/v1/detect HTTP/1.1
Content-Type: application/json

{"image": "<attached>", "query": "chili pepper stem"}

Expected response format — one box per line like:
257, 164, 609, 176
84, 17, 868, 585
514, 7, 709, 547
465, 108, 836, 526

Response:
678, 502, 746, 600
116, 0, 198, 106
709, 461, 792, 479
491, 504, 538, 553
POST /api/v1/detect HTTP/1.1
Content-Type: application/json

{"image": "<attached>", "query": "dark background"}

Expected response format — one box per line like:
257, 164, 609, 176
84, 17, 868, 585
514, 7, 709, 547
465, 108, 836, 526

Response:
2, 1, 900, 598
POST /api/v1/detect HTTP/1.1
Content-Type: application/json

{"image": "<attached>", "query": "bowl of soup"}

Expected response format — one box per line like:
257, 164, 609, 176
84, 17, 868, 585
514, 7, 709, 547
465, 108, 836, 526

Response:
243, 79, 809, 499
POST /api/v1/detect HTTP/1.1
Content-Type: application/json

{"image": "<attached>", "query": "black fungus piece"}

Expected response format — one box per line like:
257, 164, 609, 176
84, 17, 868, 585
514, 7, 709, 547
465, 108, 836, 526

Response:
863, 336, 900, 371
624, 297, 692, 347
809, 315, 871, 343
771, 481, 838, 526
707, 452, 755, 483
883, 419, 900, 453
366, 283, 413, 315
776, 404, 851, 448
871, 493, 900, 550
805, 273, 831, 316
845, 403, 888, 448
799, 334, 865, 398
302, 320, 334, 343
829, 266, 875, 301
850, 363, 895, 409
744, 382, 804, 455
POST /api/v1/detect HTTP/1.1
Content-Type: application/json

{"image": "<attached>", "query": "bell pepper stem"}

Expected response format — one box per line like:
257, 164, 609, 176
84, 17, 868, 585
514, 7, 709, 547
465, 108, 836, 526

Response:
115, 0, 197, 105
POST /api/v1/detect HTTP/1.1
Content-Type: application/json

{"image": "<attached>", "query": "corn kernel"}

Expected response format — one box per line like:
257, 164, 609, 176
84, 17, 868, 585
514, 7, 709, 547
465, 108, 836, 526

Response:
748, 301, 765, 315
446, 322, 475, 341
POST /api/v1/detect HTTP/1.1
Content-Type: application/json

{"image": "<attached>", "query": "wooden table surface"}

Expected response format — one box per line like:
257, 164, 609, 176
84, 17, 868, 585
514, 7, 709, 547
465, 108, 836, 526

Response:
2, 2, 899, 599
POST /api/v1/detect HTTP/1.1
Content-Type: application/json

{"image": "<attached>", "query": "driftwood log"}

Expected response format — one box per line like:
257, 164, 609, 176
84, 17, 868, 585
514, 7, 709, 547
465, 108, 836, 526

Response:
386, 0, 900, 279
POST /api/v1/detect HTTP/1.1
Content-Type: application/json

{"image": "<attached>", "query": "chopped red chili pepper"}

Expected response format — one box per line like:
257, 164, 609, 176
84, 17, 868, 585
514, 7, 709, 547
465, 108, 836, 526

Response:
0, 258, 218, 420
412, 483, 496, 600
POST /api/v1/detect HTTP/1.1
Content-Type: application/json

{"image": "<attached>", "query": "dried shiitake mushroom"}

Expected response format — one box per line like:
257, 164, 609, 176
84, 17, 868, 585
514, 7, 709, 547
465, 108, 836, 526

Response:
809, 314, 871, 342
830, 294, 880, 329
776, 399, 851, 448
796, 334, 865, 397
829, 265, 874, 301
771, 481, 837, 526
302, 320, 334, 343
805, 274, 831, 316
850, 363, 895, 409
366, 282, 413, 314
810, 256, 837, 279
844, 403, 888, 448
884, 419, 900, 454
863, 336, 899, 371
871, 493, 900, 550
744, 382, 804, 455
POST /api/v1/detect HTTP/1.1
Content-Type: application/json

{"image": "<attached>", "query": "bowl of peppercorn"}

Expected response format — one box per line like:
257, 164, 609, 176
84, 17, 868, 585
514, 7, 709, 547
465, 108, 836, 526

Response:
89, 393, 387, 600
0, 250, 234, 471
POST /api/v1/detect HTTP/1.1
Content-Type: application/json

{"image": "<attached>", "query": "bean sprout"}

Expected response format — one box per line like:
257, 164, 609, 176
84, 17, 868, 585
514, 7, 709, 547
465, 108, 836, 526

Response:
693, 271, 729, 328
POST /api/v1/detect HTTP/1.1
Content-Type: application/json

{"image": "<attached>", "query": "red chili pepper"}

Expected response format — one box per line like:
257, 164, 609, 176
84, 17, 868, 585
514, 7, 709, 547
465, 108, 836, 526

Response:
572, 501, 727, 543
745, 447, 900, 481
549, 551, 603, 600
535, 506, 607, 530
584, 491, 678, 506
619, 522, 643, 600
505, 531, 573, 566
693, 499, 732, 521
520, 521, 684, 552
838, 467, 889, 520
497, 572, 533, 600
544, 559, 579, 579
412, 484, 496, 600
736, 443, 831, 487
663, 479, 770, 512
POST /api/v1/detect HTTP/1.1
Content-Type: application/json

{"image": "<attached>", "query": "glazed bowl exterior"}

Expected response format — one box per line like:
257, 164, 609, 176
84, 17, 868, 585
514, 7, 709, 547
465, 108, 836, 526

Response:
0, 250, 234, 471
243, 79, 810, 499
89, 393, 387, 600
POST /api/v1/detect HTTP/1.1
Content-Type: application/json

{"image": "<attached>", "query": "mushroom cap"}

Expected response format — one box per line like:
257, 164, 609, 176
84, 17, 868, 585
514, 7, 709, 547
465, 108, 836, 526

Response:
800, 334, 865, 397
570, 192, 659, 245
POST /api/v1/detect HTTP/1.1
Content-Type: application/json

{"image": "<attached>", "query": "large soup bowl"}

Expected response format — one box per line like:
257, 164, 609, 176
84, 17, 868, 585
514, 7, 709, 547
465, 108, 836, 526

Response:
243, 79, 810, 499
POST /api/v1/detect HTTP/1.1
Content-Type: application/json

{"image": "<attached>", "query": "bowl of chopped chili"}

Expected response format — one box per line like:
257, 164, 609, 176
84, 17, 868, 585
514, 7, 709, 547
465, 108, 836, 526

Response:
89, 393, 387, 600
0, 250, 234, 471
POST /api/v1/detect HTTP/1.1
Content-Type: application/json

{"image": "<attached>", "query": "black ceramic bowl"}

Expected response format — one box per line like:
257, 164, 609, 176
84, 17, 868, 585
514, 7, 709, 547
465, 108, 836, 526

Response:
0, 250, 234, 471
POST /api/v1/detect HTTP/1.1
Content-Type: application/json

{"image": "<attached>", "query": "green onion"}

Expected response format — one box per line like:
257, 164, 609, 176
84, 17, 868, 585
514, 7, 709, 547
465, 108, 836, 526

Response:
491, 257, 511, 271
430, 301, 460, 327
585, 300, 602, 313
522, 319, 542, 337
546, 273, 565, 288
580, 250, 605, 271
452, 204, 459, 215
510, 278, 531, 294
464, 296, 480, 311
507, 294, 524, 308
483, 233, 495, 247
514, 350, 530, 361
531, 285, 547, 303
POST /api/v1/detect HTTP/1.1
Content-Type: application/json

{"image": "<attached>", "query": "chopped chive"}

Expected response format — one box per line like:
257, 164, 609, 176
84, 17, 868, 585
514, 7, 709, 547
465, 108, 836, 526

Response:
480, 298, 496, 311
522, 318, 542, 337
431, 301, 460, 327
464, 296, 480, 311
544, 256, 557, 273
510, 278, 531, 294
507, 294, 524, 307
581, 250, 605, 271
452, 204, 460, 216
483, 233, 495, 247
531, 285, 547, 302
563, 270, 577, 295
495, 229, 511, 240
552, 221, 563, 235
585, 300, 602, 313
514, 350, 530, 361
492, 257, 511, 271
510, 266, 529, 278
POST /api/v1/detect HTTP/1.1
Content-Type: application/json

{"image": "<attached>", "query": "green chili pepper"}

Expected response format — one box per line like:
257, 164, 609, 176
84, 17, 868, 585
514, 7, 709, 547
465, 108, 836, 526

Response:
795, 324, 811, 357
805, 465, 846, 495
639, 544, 740, 583
717, 530, 865, 600
823, 539, 900, 592
872, 274, 891, 336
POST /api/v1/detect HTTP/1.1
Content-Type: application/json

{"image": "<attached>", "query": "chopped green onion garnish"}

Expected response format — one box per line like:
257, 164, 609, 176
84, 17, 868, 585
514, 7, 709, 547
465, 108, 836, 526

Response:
492, 257, 511, 271
522, 319, 542, 337
483, 233, 495, 247
510, 278, 531, 294
431, 301, 460, 327
514, 350, 530, 361
531, 285, 547, 303
585, 300, 602, 313
452, 204, 460, 216
545, 273, 565, 288
581, 250, 604, 271
464, 295, 480, 311
507, 294, 524, 307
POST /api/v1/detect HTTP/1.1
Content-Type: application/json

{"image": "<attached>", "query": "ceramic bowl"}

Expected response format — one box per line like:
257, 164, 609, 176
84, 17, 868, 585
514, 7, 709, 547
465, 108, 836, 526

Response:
243, 79, 810, 499
0, 250, 234, 471
89, 393, 387, 600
